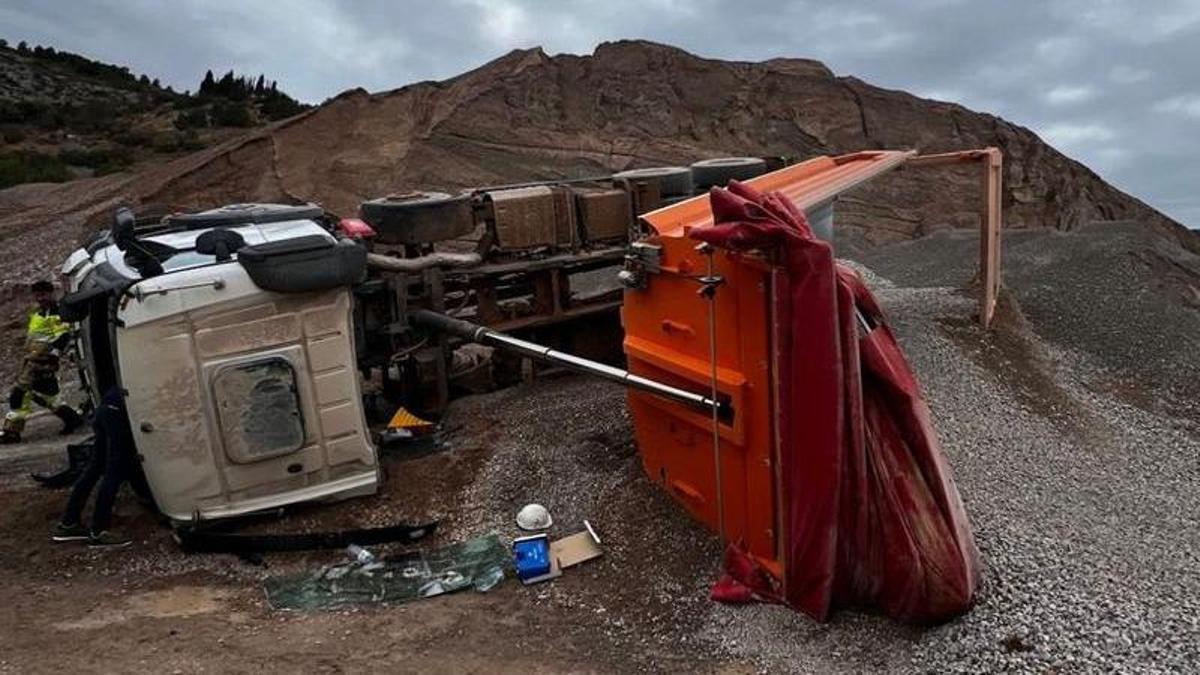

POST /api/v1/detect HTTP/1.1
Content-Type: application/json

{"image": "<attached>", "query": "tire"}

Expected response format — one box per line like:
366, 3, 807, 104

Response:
612, 166, 693, 198
690, 157, 769, 191
359, 192, 475, 245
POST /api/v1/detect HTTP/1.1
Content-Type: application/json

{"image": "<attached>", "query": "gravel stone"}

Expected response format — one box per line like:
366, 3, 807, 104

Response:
5, 233, 1195, 672
697, 264, 1200, 672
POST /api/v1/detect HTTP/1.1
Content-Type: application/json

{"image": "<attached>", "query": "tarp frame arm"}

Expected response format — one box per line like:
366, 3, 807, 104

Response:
905, 148, 1003, 328
641, 147, 1004, 328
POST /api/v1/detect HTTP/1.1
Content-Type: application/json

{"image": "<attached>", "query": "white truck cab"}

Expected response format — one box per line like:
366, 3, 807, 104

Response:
61, 204, 379, 522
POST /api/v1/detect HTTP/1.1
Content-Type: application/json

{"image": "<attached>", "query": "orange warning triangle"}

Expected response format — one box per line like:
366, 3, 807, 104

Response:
387, 406, 435, 431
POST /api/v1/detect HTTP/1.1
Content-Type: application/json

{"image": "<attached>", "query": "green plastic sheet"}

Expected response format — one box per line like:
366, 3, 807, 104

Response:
265, 534, 508, 610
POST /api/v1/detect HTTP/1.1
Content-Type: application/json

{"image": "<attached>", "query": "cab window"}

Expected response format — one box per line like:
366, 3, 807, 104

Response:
213, 358, 305, 463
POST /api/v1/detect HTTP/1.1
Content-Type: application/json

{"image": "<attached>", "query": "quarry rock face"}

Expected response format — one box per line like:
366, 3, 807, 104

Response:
0, 40, 1192, 263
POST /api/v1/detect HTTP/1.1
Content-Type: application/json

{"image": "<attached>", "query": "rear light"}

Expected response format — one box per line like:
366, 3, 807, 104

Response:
337, 217, 376, 240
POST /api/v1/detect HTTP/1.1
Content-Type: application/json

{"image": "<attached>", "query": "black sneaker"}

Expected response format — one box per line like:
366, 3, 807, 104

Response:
51, 522, 90, 542
88, 530, 132, 549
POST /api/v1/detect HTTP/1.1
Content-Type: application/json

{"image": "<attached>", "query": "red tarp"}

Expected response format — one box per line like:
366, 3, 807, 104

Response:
695, 181, 980, 624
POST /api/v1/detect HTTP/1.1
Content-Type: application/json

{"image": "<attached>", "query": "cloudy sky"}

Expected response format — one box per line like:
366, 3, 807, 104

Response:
3, 0, 1197, 227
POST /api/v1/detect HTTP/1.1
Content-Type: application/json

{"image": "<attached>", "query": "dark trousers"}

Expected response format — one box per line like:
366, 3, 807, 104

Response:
62, 389, 145, 532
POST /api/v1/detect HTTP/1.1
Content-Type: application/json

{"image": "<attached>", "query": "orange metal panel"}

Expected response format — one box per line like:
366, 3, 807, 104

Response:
626, 150, 917, 570
905, 147, 1003, 327
981, 148, 1003, 328
622, 243, 776, 562
641, 150, 914, 239
624, 148, 1003, 578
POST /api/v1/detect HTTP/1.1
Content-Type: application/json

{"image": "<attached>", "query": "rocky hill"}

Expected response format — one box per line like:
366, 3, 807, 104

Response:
0, 40, 1195, 282
0, 40, 306, 190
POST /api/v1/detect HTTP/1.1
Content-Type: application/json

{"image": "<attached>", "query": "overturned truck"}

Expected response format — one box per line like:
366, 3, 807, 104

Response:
59, 149, 1000, 620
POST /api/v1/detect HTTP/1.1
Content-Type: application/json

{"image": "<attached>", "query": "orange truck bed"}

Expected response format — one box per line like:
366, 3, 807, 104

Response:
621, 149, 1001, 576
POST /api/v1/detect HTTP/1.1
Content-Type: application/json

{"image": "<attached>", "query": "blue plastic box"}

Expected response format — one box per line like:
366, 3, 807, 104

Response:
512, 534, 551, 580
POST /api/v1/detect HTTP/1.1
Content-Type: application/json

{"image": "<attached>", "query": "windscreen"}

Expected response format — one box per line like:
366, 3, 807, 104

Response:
213, 358, 305, 463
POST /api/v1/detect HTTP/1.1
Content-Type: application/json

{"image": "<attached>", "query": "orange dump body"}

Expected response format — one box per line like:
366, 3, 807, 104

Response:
622, 150, 932, 575
623, 236, 779, 568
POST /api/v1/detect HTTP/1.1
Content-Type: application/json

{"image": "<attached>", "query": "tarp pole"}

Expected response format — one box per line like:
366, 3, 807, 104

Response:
408, 309, 724, 416
696, 242, 726, 542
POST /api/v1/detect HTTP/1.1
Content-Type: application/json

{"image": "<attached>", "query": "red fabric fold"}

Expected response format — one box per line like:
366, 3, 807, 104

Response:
710, 544, 782, 604
697, 181, 980, 624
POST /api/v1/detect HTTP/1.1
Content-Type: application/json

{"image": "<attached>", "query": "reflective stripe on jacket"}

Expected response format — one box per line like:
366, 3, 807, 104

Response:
27, 308, 69, 344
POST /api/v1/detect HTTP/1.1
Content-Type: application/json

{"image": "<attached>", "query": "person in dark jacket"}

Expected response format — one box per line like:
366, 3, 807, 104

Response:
51, 387, 150, 548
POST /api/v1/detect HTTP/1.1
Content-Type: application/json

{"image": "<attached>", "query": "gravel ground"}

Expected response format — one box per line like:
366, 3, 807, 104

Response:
850, 222, 1200, 424
896, 286, 1200, 672
435, 375, 731, 663
406, 253, 1200, 672
3, 234, 1197, 671
699, 272, 1200, 672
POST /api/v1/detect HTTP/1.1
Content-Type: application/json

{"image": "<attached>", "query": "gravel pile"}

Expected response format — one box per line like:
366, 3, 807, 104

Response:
6, 229, 1195, 671
699, 275, 1199, 672
419, 250, 1199, 671
436, 375, 730, 665
851, 223, 1200, 423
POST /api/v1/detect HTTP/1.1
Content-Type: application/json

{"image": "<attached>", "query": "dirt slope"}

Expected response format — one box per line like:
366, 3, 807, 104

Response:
1, 40, 1192, 254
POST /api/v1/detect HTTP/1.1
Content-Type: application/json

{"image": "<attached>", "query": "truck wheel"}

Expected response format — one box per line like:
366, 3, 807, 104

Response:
690, 157, 769, 191
359, 192, 474, 246
612, 166, 693, 198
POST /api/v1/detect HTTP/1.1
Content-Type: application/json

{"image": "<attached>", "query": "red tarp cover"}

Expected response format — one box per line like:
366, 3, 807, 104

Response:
695, 181, 980, 624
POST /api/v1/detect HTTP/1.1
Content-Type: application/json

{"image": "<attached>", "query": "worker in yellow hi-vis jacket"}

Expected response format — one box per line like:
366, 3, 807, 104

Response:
1, 281, 83, 444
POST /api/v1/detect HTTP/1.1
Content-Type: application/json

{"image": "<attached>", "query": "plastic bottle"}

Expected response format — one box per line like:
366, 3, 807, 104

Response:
346, 544, 375, 563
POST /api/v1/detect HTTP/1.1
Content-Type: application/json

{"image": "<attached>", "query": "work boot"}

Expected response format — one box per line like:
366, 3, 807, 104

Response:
51, 522, 90, 542
88, 530, 132, 549
0, 431, 19, 445
55, 406, 84, 436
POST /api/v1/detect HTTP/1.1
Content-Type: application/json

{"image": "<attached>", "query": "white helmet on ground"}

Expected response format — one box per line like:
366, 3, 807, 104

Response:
516, 503, 553, 531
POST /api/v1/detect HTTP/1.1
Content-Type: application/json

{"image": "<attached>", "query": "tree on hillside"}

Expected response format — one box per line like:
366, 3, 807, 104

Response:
200, 70, 215, 94
217, 70, 235, 94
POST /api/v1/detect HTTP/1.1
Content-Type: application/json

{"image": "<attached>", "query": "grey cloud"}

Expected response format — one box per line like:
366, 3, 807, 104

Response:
1, 0, 1197, 226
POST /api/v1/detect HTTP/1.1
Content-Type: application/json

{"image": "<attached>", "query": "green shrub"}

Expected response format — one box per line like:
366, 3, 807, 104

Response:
211, 100, 253, 127
151, 132, 181, 153
174, 106, 210, 130
0, 101, 58, 128
260, 91, 307, 121
178, 129, 205, 151
115, 129, 153, 147
59, 146, 134, 173
62, 99, 123, 134
0, 151, 71, 188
